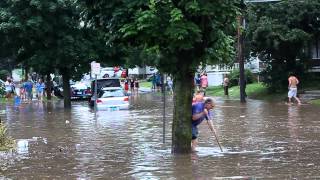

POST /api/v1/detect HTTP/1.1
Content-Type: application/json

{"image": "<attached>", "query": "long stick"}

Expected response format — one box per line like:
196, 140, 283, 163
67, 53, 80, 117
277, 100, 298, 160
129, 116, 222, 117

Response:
210, 127, 223, 152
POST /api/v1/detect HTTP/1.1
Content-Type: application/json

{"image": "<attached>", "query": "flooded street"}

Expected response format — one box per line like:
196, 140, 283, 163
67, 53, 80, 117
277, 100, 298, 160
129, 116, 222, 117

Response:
1, 94, 320, 179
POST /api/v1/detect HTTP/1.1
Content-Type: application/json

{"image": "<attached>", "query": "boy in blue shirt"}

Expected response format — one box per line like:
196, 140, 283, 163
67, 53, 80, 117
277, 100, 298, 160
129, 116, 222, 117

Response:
24, 79, 33, 102
35, 79, 45, 101
191, 98, 216, 152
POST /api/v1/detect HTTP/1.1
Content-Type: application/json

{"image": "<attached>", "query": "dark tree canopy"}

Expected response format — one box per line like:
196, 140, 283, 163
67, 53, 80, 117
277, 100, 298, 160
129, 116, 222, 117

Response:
246, 0, 320, 90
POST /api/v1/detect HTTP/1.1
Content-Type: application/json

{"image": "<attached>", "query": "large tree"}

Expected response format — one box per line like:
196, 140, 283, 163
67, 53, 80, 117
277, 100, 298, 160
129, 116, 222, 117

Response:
0, 0, 98, 107
246, 0, 320, 91
84, 0, 238, 153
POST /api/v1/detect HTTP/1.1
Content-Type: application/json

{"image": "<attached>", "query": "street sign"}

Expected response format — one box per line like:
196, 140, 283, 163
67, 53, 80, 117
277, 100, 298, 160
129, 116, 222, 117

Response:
91, 61, 101, 75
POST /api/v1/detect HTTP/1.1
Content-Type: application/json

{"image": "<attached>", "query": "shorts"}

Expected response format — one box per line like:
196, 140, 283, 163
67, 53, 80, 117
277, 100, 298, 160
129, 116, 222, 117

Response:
26, 90, 33, 99
192, 125, 199, 140
288, 88, 297, 98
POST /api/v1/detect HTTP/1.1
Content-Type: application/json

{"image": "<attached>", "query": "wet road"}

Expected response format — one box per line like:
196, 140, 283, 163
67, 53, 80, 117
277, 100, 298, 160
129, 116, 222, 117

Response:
1, 94, 320, 179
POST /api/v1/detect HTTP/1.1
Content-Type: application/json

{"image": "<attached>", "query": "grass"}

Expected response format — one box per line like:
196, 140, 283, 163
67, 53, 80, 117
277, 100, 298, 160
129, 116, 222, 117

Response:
140, 81, 287, 101
310, 99, 320, 106
137, 81, 320, 104
206, 83, 286, 101
140, 80, 152, 88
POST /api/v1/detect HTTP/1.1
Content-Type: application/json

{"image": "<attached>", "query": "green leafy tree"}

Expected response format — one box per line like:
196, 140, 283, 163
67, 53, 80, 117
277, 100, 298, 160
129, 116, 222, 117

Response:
84, 0, 238, 153
0, 0, 99, 107
246, 0, 320, 91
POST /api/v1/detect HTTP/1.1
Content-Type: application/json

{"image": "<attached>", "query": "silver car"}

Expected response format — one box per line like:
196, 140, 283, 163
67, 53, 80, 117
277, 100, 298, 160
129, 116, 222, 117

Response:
96, 87, 129, 111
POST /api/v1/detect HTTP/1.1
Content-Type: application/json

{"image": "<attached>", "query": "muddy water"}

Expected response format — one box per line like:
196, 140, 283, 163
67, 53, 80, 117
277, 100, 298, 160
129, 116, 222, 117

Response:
1, 94, 320, 179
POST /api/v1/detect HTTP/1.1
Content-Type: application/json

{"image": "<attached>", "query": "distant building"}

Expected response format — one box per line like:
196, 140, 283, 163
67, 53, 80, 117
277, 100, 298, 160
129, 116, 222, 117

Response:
128, 66, 158, 76
309, 38, 320, 72
203, 57, 265, 86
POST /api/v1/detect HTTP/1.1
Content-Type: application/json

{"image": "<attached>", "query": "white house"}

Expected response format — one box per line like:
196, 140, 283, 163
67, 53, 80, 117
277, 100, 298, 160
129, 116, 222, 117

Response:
128, 66, 158, 76
204, 57, 263, 86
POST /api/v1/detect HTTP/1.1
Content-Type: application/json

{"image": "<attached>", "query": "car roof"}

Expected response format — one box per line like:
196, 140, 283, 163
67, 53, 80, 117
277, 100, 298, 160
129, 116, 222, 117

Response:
91, 78, 120, 82
101, 87, 123, 90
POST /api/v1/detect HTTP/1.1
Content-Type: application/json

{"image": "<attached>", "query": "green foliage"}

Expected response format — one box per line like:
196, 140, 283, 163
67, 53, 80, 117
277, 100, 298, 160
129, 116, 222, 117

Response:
0, 87, 5, 97
228, 69, 255, 87
246, 0, 320, 91
84, 0, 239, 74
0, 0, 102, 77
0, 69, 9, 80
0, 122, 14, 151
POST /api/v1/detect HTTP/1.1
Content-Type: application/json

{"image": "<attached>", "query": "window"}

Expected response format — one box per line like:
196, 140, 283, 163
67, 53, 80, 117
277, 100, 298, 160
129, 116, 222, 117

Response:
99, 89, 124, 98
311, 39, 320, 60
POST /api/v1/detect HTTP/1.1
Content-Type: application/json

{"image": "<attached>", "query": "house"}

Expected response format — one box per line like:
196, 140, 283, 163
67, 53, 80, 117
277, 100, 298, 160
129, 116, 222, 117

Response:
203, 64, 237, 86
128, 66, 158, 76
309, 39, 320, 72
203, 57, 264, 86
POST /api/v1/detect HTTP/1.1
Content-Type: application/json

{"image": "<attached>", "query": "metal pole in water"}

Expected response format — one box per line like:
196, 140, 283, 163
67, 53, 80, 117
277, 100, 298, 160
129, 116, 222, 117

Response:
94, 74, 98, 112
162, 74, 166, 144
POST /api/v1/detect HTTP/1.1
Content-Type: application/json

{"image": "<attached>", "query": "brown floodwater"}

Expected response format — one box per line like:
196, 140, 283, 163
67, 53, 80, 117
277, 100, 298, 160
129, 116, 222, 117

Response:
0, 94, 320, 179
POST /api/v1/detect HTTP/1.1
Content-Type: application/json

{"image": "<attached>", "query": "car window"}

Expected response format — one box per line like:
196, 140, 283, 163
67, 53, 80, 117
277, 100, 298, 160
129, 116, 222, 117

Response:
99, 89, 124, 98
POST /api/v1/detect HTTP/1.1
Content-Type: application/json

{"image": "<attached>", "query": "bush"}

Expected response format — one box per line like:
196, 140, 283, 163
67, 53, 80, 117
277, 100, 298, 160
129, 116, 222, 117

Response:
0, 122, 15, 151
0, 86, 5, 97
0, 70, 9, 81
228, 69, 256, 87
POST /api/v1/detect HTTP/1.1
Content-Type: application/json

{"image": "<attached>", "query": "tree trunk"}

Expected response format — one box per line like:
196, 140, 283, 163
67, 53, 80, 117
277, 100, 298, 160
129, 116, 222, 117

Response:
61, 69, 71, 109
238, 15, 246, 103
171, 66, 194, 154
46, 72, 52, 100
24, 65, 29, 81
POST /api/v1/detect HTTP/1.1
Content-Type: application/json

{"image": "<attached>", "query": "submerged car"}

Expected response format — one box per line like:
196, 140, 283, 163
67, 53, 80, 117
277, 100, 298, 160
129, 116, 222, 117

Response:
53, 81, 91, 100
71, 82, 91, 99
93, 87, 129, 111
89, 78, 121, 106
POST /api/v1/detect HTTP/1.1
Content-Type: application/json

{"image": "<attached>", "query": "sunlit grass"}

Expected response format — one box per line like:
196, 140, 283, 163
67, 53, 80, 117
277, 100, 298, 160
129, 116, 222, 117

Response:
310, 99, 320, 106
139, 80, 152, 88
206, 83, 287, 101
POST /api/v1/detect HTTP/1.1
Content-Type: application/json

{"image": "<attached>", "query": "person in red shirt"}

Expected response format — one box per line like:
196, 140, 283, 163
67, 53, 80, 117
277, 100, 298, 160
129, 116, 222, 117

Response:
200, 73, 208, 96
124, 80, 129, 93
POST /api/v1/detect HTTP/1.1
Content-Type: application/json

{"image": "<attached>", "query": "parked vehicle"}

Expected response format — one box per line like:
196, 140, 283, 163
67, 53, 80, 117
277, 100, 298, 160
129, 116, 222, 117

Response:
94, 87, 129, 110
89, 78, 121, 106
100, 67, 115, 78
53, 80, 91, 100
53, 85, 63, 98
70, 82, 91, 99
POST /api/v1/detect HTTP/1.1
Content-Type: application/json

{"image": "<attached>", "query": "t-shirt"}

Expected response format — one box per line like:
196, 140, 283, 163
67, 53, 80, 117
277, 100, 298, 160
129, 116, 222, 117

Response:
5, 81, 12, 92
201, 75, 208, 88
223, 78, 229, 86
192, 102, 212, 127
24, 81, 33, 92
195, 77, 201, 85
36, 83, 45, 92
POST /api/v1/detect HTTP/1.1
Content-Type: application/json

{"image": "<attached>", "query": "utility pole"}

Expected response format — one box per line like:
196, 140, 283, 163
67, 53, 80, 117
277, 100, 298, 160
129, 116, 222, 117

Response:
238, 0, 246, 103
238, 0, 281, 102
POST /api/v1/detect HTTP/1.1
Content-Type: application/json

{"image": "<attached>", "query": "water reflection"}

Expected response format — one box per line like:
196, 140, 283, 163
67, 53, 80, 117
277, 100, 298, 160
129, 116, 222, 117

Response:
287, 105, 300, 140
1, 95, 320, 179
